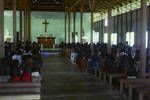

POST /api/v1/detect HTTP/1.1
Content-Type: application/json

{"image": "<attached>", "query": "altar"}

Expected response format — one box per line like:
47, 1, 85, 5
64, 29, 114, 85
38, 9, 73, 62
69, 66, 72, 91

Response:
37, 37, 55, 48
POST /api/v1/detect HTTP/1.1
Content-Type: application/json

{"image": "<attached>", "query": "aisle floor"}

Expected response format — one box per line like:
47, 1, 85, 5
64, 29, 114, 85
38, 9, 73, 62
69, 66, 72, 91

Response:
41, 55, 123, 100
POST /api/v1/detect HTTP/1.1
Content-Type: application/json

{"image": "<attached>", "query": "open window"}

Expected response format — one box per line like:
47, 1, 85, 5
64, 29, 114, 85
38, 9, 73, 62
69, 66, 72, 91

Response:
126, 32, 135, 46
104, 33, 108, 43
111, 33, 117, 45
93, 31, 99, 43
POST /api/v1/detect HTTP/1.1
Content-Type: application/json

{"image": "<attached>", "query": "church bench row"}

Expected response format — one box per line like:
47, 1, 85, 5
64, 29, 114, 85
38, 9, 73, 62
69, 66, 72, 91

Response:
96, 67, 150, 100
0, 82, 41, 100
108, 68, 150, 89
0, 82, 41, 88
0, 75, 41, 83
61, 42, 150, 100
0, 94, 40, 100
138, 88, 150, 100
119, 78, 150, 100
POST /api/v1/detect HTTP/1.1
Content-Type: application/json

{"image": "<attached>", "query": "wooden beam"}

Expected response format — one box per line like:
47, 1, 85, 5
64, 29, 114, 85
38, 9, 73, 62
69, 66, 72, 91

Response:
80, 0, 84, 43
89, 0, 95, 42
13, 0, 17, 44
0, 0, 4, 58
64, 12, 67, 43
68, 10, 71, 43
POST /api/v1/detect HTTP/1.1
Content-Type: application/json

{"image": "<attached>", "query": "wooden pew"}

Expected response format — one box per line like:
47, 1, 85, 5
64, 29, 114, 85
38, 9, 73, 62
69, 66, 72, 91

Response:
108, 73, 124, 88
119, 78, 150, 100
0, 82, 41, 100
127, 82, 150, 100
79, 58, 88, 72
138, 88, 150, 100
98, 69, 107, 82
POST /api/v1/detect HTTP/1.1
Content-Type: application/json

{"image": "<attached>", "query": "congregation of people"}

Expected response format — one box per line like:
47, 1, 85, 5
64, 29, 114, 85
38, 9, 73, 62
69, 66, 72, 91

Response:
61, 41, 150, 88
0, 41, 42, 82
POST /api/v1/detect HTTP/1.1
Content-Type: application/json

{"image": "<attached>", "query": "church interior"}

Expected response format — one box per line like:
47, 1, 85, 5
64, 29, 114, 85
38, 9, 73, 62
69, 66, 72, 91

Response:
0, 0, 150, 100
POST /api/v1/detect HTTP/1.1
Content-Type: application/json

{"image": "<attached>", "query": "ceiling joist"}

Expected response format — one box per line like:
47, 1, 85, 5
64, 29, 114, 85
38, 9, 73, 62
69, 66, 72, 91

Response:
4, 0, 136, 13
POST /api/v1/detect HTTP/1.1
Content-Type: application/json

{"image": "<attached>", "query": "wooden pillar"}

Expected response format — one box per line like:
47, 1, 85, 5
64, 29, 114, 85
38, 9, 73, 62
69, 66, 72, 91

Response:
24, 8, 31, 42
73, 11, 76, 43
99, 16, 101, 43
0, 0, 4, 58
24, 9, 27, 42
107, 9, 112, 54
68, 11, 71, 43
13, 0, 17, 44
20, 10, 22, 41
27, 9, 31, 41
99, 20, 101, 43
91, 10, 94, 42
140, 0, 147, 78
136, 9, 141, 48
89, 0, 95, 43
80, 0, 83, 43
147, 6, 150, 49
101, 19, 104, 42
64, 12, 67, 43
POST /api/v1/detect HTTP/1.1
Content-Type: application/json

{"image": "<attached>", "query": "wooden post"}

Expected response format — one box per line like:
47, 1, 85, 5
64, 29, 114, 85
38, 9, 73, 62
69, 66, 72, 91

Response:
140, 0, 147, 78
0, 0, 4, 58
73, 11, 76, 43
27, 8, 31, 41
148, 5, 150, 49
89, 0, 95, 43
20, 10, 22, 41
107, 9, 112, 54
80, 0, 84, 43
24, 9, 27, 42
64, 12, 67, 43
101, 17, 104, 43
91, 10, 94, 42
68, 11, 71, 43
99, 15, 101, 43
24, 8, 31, 42
13, 0, 17, 44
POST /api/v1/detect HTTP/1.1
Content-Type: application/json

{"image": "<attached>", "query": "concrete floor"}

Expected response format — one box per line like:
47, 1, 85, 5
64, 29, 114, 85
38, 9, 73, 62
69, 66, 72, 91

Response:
41, 55, 123, 100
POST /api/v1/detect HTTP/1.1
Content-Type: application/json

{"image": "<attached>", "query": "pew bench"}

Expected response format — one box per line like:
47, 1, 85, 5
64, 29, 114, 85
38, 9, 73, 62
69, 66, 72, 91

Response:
0, 82, 41, 100
138, 88, 150, 100
119, 78, 150, 100
127, 82, 150, 100
98, 69, 107, 82
108, 73, 125, 88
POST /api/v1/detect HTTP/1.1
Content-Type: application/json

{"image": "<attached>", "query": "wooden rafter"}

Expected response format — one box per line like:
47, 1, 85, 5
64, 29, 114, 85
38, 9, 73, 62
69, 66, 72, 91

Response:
4, 0, 135, 12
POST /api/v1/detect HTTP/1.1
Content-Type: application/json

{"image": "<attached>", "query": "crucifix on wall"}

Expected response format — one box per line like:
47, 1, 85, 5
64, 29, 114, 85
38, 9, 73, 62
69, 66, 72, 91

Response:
42, 19, 49, 33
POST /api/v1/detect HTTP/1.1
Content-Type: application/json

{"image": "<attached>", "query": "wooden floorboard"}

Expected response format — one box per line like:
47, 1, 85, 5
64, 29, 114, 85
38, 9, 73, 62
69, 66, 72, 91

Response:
41, 55, 123, 100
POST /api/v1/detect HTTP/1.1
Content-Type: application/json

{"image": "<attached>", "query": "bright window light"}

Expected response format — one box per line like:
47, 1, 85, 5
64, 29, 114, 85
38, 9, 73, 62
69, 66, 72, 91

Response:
111, 33, 117, 45
104, 19, 108, 27
104, 33, 108, 43
93, 31, 99, 43
126, 32, 134, 46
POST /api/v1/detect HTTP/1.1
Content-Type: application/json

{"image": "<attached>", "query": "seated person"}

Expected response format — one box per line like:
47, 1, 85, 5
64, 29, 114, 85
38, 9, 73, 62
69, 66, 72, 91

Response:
88, 52, 100, 74
1, 57, 11, 75
10, 60, 20, 82
20, 56, 33, 82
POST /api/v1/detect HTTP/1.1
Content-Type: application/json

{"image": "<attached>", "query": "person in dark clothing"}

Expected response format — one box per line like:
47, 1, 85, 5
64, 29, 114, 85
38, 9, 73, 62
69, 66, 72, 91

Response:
31, 42, 40, 55
10, 60, 20, 82
4, 41, 11, 57
24, 41, 32, 53
21, 56, 33, 82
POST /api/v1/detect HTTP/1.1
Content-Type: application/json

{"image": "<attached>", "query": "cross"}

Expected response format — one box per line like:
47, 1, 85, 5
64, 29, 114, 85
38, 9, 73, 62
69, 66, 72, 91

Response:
42, 19, 49, 33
